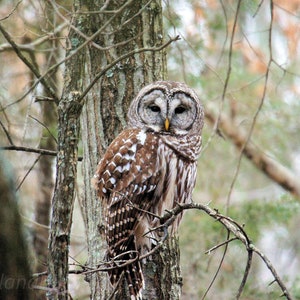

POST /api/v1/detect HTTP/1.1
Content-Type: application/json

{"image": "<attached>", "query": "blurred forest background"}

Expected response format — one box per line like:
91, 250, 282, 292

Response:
1, 0, 300, 299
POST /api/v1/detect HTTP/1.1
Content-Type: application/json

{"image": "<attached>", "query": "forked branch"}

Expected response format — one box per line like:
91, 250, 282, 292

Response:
39, 201, 293, 300
159, 201, 292, 299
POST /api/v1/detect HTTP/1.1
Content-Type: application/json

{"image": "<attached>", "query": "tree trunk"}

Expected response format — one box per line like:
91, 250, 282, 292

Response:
47, 95, 82, 299
47, 6, 85, 298
34, 2, 59, 279
79, 0, 181, 299
34, 101, 56, 300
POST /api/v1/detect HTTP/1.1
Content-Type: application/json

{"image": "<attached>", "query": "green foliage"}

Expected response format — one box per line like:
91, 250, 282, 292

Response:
230, 194, 300, 241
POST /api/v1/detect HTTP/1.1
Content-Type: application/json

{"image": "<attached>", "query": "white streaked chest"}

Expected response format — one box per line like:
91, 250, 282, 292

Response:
153, 139, 197, 216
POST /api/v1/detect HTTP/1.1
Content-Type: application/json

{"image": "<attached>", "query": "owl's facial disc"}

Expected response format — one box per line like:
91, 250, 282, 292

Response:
168, 93, 197, 134
138, 90, 167, 132
137, 90, 198, 135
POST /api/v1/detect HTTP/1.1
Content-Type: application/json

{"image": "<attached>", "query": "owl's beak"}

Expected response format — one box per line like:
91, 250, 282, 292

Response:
164, 118, 170, 131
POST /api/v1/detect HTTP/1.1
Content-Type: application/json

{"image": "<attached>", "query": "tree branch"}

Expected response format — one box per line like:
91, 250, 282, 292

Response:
0, 145, 57, 157
0, 21, 68, 53
0, 23, 59, 103
79, 35, 180, 103
205, 104, 300, 198
159, 202, 292, 299
0, 0, 22, 21
249, 243, 292, 299
0, 145, 83, 161
35, 201, 292, 299
225, 0, 274, 207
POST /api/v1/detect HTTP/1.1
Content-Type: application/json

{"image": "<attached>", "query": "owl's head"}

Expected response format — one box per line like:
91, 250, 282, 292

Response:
127, 81, 204, 136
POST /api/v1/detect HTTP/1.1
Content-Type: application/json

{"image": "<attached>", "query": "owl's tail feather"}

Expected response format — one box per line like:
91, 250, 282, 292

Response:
125, 260, 144, 300
108, 248, 144, 300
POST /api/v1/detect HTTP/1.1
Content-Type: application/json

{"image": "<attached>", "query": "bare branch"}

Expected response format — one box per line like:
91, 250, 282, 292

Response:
236, 250, 253, 299
0, 23, 59, 103
0, 118, 14, 145
250, 243, 292, 299
226, 0, 275, 207
29, 115, 58, 144
201, 230, 231, 300
0, 145, 83, 161
1, 0, 137, 113
205, 104, 300, 198
205, 237, 238, 254
31, 198, 292, 299
206, 0, 242, 177
0, 21, 68, 53
1, 145, 57, 157
16, 155, 41, 191
0, 0, 22, 21
160, 202, 291, 299
81, 198, 291, 298
79, 35, 181, 104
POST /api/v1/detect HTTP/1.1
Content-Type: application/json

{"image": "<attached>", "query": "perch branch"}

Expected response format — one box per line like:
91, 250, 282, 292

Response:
158, 202, 292, 299
31, 200, 292, 299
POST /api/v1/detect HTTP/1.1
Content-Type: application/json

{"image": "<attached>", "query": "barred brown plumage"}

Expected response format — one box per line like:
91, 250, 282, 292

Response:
93, 81, 204, 299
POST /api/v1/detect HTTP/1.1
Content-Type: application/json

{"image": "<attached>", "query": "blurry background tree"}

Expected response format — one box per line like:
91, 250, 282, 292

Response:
0, 152, 32, 300
1, 0, 300, 299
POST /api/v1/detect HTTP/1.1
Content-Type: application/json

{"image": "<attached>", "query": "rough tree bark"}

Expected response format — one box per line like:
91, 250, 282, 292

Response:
46, 8, 85, 299
79, 0, 182, 299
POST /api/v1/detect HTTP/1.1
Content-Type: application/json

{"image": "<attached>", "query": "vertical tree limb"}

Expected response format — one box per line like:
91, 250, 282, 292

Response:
47, 93, 83, 300
46, 6, 86, 296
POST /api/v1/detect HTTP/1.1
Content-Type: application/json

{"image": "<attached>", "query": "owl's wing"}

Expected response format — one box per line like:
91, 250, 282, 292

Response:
93, 128, 161, 292
95, 128, 159, 200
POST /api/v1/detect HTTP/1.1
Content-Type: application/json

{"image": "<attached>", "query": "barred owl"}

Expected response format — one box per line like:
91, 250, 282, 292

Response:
93, 81, 204, 299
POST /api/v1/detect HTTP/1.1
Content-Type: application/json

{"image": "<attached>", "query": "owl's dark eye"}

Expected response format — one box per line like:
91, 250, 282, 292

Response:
149, 105, 161, 112
175, 106, 186, 114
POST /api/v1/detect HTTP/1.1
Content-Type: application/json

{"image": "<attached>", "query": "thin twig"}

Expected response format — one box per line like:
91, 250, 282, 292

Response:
0, 23, 58, 103
0, 21, 68, 53
78, 35, 181, 104
201, 230, 231, 300
0, 145, 83, 161
226, 0, 274, 208
236, 249, 253, 299
222, 0, 242, 211
1, 145, 57, 157
250, 243, 292, 300
0, 0, 22, 21
29, 115, 58, 144
0, 118, 14, 145
16, 154, 41, 191
205, 237, 238, 254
